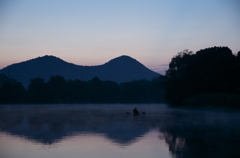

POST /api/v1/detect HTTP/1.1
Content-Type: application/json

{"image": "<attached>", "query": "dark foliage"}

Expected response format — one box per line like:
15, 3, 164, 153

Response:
165, 46, 240, 107
0, 74, 25, 103
0, 75, 165, 104
120, 78, 164, 103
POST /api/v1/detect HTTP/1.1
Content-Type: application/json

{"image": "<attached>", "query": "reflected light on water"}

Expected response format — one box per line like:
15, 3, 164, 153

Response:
0, 129, 171, 158
1, 104, 240, 158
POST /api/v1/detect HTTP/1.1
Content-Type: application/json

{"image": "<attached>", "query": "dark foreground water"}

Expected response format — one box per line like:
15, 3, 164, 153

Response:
0, 104, 240, 158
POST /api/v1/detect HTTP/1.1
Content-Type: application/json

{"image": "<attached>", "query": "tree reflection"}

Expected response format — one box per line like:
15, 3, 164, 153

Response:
159, 110, 240, 158
0, 105, 240, 157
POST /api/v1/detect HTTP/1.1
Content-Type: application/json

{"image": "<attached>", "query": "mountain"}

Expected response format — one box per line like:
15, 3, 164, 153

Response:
0, 55, 160, 87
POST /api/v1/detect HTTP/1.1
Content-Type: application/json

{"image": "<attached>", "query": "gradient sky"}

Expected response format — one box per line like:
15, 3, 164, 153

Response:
0, 0, 239, 74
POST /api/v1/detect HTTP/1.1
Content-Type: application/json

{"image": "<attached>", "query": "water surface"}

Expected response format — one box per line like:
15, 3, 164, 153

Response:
0, 104, 240, 158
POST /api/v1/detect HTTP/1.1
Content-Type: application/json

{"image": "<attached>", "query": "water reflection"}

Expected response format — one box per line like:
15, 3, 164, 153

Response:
0, 105, 154, 145
160, 109, 240, 158
0, 104, 240, 158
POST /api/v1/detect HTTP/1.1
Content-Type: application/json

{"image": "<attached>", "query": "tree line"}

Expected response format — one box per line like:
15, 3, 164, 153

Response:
0, 74, 164, 104
164, 46, 240, 108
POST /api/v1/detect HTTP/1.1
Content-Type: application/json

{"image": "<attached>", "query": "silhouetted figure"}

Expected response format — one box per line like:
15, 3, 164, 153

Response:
133, 107, 139, 116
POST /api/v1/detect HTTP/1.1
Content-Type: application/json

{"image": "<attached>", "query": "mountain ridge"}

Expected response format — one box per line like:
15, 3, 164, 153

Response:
0, 55, 160, 86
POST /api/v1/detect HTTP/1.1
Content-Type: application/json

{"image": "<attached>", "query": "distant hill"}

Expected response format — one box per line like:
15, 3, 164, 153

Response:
0, 55, 160, 87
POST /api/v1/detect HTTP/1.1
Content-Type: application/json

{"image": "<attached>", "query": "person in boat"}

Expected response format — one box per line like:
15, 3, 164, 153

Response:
133, 107, 140, 116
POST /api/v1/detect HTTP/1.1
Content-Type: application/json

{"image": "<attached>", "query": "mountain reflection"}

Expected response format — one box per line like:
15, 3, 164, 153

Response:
0, 104, 240, 158
0, 105, 153, 145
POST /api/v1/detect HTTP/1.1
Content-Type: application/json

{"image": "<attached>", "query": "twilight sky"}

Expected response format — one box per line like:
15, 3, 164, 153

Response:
0, 0, 239, 74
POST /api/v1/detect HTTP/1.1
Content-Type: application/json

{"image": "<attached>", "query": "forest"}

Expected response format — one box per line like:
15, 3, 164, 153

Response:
165, 46, 240, 108
0, 74, 164, 104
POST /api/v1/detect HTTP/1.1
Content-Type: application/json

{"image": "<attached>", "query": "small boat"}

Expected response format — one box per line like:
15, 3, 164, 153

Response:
132, 107, 140, 116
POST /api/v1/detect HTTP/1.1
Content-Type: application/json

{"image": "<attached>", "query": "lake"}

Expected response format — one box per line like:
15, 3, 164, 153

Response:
0, 104, 240, 158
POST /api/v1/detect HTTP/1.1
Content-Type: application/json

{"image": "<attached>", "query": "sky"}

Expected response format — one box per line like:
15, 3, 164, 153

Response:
0, 0, 239, 74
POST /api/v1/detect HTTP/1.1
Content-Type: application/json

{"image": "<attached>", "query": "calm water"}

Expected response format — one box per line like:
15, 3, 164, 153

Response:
0, 104, 240, 158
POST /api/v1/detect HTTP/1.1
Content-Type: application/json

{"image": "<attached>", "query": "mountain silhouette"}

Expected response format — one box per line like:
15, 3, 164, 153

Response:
0, 55, 160, 86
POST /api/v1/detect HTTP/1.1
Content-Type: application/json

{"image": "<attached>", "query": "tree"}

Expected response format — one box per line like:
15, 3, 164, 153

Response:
0, 74, 25, 103
235, 51, 240, 93
28, 78, 47, 103
165, 50, 195, 105
165, 47, 237, 105
47, 76, 67, 103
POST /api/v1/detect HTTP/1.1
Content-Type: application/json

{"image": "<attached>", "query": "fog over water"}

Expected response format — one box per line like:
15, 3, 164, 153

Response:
0, 104, 240, 158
